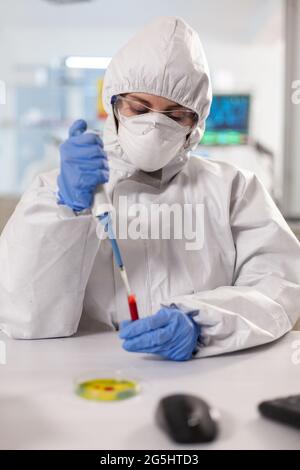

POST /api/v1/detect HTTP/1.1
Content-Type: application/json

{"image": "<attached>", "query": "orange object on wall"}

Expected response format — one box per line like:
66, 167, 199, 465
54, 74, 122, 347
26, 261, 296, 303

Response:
97, 78, 107, 119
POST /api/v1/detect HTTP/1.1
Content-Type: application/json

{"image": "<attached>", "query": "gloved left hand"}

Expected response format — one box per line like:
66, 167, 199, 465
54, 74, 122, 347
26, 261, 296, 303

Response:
119, 307, 201, 361
57, 119, 109, 212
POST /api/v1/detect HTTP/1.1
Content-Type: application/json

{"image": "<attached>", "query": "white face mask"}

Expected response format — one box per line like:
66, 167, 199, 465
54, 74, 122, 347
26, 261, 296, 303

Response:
117, 112, 192, 172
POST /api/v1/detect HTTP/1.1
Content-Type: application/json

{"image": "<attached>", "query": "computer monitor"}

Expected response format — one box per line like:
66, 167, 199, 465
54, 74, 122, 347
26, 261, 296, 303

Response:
201, 94, 250, 145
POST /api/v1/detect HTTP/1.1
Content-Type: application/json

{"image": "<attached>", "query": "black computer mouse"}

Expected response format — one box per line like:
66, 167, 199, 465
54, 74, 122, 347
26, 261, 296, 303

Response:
155, 394, 219, 444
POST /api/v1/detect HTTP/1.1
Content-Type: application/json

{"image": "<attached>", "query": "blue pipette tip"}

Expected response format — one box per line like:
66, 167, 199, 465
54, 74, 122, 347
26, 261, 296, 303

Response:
98, 213, 123, 268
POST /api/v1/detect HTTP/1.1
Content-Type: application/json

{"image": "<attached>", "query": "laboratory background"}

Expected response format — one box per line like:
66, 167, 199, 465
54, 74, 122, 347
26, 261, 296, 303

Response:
1, 0, 300, 454
0, 0, 300, 237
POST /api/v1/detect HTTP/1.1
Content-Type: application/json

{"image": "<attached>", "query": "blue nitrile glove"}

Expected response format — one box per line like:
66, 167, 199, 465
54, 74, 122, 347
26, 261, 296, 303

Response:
57, 119, 109, 212
119, 307, 201, 361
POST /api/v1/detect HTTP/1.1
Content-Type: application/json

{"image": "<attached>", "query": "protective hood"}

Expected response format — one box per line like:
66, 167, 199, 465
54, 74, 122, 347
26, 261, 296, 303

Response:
102, 16, 212, 178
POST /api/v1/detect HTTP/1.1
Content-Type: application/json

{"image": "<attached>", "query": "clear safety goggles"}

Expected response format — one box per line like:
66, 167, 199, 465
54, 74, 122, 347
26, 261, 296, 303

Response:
113, 95, 198, 130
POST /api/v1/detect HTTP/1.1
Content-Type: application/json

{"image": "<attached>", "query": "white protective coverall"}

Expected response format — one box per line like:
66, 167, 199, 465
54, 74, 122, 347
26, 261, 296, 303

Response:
0, 17, 300, 357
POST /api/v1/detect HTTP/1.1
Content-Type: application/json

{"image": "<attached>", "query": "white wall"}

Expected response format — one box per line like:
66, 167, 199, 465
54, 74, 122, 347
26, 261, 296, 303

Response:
206, 40, 285, 199
283, 0, 300, 217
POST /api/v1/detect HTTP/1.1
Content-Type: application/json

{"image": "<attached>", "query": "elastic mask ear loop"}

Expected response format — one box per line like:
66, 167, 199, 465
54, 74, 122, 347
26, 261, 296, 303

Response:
184, 133, 191, 149
184, 113, 200, 149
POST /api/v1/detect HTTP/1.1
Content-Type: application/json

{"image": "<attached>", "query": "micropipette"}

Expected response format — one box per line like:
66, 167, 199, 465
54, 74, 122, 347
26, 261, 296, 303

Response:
91, 177, 139, 322
99, 212, 139, 321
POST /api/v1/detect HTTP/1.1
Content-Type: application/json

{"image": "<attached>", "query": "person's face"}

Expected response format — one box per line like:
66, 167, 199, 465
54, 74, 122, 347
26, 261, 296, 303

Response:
115, 92, 198, 129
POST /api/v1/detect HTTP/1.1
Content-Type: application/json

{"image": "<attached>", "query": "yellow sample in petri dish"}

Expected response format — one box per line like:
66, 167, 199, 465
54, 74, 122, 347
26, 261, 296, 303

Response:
76, 378, 140, 402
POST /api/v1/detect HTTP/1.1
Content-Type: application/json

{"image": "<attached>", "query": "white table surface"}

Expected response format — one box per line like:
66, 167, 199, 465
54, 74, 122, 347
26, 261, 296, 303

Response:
0, 330, 300, 450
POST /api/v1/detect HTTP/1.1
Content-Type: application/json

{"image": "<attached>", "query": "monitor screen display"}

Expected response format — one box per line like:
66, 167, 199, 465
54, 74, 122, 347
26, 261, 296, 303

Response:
201, 94, 250, 145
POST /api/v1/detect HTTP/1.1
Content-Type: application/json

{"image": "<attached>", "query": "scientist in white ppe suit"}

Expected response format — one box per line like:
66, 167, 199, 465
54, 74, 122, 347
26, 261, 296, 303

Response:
0, 17, 300, 361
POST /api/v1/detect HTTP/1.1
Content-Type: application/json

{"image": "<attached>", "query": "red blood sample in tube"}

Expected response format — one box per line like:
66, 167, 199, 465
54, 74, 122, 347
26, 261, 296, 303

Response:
128, 294, 139, 321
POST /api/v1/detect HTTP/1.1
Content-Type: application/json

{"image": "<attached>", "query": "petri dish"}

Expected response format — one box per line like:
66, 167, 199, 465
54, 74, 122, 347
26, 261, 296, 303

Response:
74, 369, 141, 402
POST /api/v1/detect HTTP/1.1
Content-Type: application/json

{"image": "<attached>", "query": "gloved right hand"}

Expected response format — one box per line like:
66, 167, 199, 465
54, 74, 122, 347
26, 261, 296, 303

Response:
119, 307, 201, 361
57, 119, 109, 212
